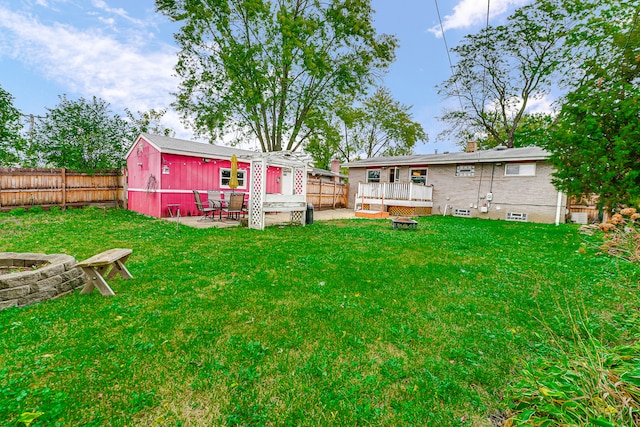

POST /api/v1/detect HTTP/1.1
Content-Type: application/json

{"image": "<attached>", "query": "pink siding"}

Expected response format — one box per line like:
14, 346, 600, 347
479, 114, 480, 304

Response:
126, 137, 162, 217
126, 136, 282, 218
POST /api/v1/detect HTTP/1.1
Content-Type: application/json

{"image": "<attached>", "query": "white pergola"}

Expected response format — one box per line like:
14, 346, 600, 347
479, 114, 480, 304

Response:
244, 151, 310, 230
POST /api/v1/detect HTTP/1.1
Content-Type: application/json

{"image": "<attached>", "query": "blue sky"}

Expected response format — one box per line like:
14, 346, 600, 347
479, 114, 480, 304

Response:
0, 0, 533, 154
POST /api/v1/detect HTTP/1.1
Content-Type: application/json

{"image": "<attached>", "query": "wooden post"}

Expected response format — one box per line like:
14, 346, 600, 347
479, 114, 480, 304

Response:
318, 180, 322, 209
332, 182, 337, 209
61, 168, 66, 209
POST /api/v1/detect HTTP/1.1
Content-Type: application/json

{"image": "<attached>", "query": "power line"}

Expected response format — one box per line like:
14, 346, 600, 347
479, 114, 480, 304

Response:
434, 0, 464, 111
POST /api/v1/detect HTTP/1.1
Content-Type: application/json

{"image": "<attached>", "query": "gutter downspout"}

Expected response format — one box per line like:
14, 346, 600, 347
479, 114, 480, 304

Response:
555, 191, 563, 226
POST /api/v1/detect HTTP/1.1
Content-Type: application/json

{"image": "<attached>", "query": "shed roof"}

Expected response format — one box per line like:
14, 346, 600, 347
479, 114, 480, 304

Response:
342, 146, 549, 168
127, 133, 258, 161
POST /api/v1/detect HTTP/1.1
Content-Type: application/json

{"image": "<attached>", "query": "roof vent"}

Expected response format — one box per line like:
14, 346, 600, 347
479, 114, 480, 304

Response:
495, 145, 508, 151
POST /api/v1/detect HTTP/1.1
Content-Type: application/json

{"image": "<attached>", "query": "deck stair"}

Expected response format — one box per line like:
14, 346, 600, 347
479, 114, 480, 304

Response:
355, 210, 389, 219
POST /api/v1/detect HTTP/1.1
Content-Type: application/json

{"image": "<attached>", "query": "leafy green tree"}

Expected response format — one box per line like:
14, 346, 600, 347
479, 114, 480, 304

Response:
544, 0, 640, 208
306, 88, 426, 166
346, 87, 426, 158
0, 85, 26, 166
438, 0, 566, 148
32, 95, 130, 171
125, 108, 175, 137
474, 113, 554, 150
156, 0, 397, 152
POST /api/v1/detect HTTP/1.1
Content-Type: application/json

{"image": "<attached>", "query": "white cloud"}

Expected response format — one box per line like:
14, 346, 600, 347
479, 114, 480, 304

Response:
485, 93, 557, 116
91, 0, 146, 26
428, 0, 532, 37
0, 6, 190, 136
526, 93, 557, 115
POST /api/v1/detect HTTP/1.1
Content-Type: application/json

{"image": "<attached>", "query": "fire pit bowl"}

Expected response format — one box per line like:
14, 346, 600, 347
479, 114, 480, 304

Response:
0, 252, 87, 310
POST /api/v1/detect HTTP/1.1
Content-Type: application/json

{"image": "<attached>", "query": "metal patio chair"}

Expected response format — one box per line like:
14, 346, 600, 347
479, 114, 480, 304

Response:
221, 193, 246, 221
193, 190, 216, 220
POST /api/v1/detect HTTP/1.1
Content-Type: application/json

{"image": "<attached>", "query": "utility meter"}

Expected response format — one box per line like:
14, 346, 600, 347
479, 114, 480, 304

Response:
486, 192, 493, 201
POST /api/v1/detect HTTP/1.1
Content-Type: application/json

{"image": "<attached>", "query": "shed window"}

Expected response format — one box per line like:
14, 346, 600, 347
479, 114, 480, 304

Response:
456, 164, 475, 177
367, 169, 381, 183
505, 163, 536, 176
220, 168, 246, 189
410, 168, 428, 184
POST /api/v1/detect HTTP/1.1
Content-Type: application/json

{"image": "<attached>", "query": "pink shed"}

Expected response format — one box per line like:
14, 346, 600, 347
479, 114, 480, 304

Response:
125, 134, 282, 218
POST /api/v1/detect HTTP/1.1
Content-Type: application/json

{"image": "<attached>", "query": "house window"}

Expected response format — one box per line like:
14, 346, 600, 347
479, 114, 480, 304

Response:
456, 164, 475, 177
367, 169, 381, 183
454, 209, 471, 217
410, 168, 428, 184
220, 168, 246, 189
389, 167, 400, 183
506, 212, 528, 222
505, 163, 536, 176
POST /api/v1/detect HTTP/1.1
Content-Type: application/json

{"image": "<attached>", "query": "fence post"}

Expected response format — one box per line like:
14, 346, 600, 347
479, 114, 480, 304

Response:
61, 168, 66, 209
319, 180, 322, 209
332, 182, 337, 209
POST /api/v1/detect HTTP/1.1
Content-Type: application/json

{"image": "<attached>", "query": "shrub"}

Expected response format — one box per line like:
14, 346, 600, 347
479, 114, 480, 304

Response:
504, 318, 640, 426
580, 207, 639, 263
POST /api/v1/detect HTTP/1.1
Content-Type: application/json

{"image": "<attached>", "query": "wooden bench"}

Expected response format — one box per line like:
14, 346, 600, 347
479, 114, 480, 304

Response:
76, 249, 133, 296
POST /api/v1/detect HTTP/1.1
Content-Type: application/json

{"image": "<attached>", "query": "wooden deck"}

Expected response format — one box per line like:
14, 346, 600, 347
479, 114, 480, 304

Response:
354, 182, 433, 211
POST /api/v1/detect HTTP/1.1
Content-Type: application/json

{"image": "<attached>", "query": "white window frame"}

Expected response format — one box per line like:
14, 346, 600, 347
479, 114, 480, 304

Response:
454, 209, 471, 217
389, 167, 400, 183
505, 163, 536, 177
220, 168, 247, 189
506, 212, 528, 222
366, 169, 381, 183
410, 168, 428, 184
456, 164, 475, 177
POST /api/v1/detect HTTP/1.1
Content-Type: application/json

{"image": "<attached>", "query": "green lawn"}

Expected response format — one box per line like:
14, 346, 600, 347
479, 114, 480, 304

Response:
0, 208, 637, 426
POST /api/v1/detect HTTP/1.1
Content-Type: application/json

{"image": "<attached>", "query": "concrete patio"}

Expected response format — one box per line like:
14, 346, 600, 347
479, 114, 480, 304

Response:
164, 208, 356, 229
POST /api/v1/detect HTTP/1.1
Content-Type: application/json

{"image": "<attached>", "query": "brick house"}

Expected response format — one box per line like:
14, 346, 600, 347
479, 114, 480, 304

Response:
343, 146, 568, 224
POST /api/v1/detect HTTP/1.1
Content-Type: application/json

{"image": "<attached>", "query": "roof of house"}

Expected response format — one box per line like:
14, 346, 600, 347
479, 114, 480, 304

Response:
308, 167, 348, 179
342, 146, 549, 168
126, 133, 258, 161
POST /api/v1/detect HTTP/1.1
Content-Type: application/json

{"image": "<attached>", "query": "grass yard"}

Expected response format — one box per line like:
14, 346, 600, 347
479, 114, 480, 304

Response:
0, 208, 638, 426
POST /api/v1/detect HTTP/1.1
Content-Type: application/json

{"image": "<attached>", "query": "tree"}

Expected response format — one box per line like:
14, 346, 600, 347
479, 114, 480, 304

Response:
156, 0, 397, 152
543, 0, 640, 208
474, 113, 554, 150
32, 95, 131, 171
0, 85, 26, 166
437, 0, 566, 148
305, 88, 427, 167
125, 108, 175, 137
344, 87, 426, 159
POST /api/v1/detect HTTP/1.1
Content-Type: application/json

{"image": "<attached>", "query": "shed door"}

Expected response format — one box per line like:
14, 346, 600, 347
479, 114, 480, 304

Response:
281, 168, 293, 195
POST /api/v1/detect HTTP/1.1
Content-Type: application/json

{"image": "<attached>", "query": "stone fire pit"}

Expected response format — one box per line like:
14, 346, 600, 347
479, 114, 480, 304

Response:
0, 252, 87, 310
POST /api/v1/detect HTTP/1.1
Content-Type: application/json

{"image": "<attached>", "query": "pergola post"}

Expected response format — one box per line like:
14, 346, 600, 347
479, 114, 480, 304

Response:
248, 158, 267, 230
246, 151, 309, 231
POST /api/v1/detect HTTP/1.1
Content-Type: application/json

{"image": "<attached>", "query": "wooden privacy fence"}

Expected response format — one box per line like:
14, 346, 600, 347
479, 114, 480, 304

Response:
0, 168, 125, 211
306, 179, 348, 209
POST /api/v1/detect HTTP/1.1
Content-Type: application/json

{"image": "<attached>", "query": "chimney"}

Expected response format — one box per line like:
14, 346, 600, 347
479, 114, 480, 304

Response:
466, 141, 477, 153
330, 158, 341, 183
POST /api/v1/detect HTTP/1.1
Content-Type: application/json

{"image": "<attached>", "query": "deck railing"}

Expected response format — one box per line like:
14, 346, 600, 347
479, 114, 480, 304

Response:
357, 182, 433, 202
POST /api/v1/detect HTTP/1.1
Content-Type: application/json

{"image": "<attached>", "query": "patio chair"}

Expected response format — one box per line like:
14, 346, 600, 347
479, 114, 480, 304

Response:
221, 193, 246, 221
207, 190, 224, 220
193, 190, 216, 220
